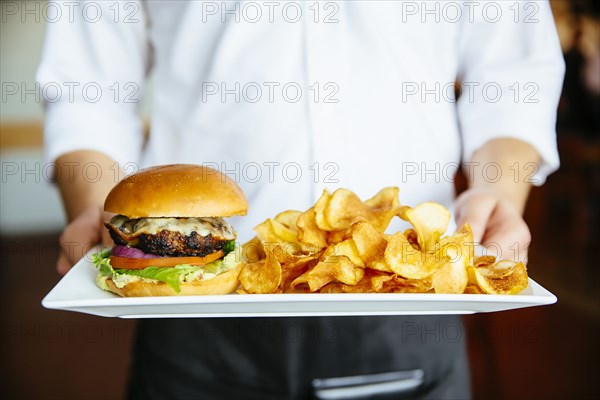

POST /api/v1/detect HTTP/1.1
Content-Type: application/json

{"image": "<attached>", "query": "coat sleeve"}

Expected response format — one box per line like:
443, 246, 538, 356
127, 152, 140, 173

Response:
457, 0, 565, 184
36, 0, 150, 170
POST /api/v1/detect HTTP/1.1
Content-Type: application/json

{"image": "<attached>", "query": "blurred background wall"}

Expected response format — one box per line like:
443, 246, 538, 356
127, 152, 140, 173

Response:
1, 1, 599, 399
1, 1, 64, 233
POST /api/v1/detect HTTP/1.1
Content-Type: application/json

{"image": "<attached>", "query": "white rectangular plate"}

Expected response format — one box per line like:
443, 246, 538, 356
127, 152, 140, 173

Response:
42, 251, 557, 318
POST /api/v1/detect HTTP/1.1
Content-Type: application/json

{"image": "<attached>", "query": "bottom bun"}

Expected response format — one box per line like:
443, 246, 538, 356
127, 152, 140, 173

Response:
105, 264, 242, 297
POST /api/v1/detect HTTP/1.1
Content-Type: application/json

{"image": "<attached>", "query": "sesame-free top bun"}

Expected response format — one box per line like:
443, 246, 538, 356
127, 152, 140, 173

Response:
104, 164, 248, 218
104, 264, 242, 297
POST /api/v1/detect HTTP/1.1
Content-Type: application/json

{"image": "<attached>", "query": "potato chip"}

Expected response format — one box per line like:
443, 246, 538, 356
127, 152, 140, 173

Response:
241, 236, 265, 263
279, 256, 317, 293
290, 271, 309, 292
404, 229, 420, 250
326, 229, 351, 245
319, 283, 344, 293
368, 260, 394, 273
324, 189, 362, 230
345, 272, 432, 294
370, 274, 395, 292
472, 259, 528, 295
400, 202, 450, 252
363, 187, 403, 232
432, 261, 468, 294
465, 255, 492, 287
464, 285, 485, 294
476, 259, 517, 279
240, 187, 528, 296
254, 219, 283, 244
255, 218, 317, 262
239, 253, 282, 294
297, 207, 328, 250
314, 190, 333, 230
431, 224, 473, 294
307, 255, 364, 292
339, 280, 378, 293
270, 219, 298, 243
323, 277, 427, 294
254, 219, 299, 248
350, 222, 388, 267
321, 239, 365, 267
315, 187, 400, 233
474, 255, 496, 268
322, 270, 393, 293
262, 243, 307, 264
467, 256, 495, 286
390, 275, 434, 293
274, 210, 302, 230
385, 232, 448, 279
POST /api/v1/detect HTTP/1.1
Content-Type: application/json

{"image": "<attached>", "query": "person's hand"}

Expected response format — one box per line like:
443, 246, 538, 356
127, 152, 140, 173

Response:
454, 188, 531, 263
57, 205, 112, 275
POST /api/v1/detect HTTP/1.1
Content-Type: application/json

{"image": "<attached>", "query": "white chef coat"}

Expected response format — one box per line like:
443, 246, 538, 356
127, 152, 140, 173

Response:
38, 0, 565, 241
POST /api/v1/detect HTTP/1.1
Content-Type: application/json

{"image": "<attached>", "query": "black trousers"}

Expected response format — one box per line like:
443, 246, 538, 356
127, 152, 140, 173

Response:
128, 316, 470, 400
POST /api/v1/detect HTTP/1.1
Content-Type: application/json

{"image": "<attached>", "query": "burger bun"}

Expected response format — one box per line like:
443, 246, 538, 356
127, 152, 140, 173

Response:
103, 264, 242, 297
104, 164, 248, 218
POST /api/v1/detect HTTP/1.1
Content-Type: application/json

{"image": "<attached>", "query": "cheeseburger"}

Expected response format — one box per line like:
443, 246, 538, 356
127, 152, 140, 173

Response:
92, 164, 247, 296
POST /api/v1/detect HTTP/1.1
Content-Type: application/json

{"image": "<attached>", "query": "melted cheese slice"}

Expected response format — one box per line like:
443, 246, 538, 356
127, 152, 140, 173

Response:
109, 215, 236, 239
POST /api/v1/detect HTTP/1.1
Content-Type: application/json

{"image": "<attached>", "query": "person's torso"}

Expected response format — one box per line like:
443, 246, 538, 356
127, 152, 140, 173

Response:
141, 1, 464, 240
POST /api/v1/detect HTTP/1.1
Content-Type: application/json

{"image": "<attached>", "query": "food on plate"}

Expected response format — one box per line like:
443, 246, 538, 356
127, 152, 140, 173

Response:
239, 187, 528, 295
398, 202, 450, 252
92, 164, 247, 296
469, 256, 529, 295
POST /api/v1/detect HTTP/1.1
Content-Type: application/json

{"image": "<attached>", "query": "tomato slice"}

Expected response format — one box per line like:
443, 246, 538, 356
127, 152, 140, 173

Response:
110, 250, 224, 270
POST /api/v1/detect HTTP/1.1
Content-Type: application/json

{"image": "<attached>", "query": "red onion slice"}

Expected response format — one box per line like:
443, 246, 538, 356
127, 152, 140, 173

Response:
111, 245, 162, 259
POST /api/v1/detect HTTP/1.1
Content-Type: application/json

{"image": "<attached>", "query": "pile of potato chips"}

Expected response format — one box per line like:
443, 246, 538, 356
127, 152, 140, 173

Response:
238, 187, 528, 295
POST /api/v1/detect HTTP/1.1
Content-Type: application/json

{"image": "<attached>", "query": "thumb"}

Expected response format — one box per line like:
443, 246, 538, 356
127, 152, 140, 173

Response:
57, 206, 103, 275
455, 195, 497, 244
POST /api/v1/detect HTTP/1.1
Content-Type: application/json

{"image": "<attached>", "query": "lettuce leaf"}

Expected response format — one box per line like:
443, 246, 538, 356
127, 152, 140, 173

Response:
91, 248, 235, 293
223, 240, 235, 255
92, 248, 115, 277
117, 265, 199, 293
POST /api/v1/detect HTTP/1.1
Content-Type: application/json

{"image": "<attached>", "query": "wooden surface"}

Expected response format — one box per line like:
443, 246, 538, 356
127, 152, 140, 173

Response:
0, 122, 149, 150
0, 122, 44, 149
